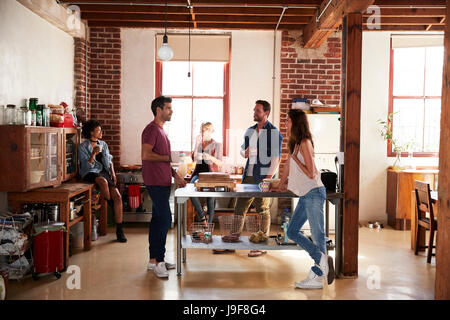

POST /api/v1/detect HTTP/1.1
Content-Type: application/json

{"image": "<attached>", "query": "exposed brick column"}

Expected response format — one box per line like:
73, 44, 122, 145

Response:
74, 37, 90, 119
89, 27, 121, 168
278, 31, 342, 212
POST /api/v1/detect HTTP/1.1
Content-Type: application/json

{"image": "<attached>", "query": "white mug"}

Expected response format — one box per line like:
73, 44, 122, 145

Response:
97, 143, 103, 153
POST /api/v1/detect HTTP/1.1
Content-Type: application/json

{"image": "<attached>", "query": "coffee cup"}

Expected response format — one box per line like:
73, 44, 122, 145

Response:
259, 181, 271, 193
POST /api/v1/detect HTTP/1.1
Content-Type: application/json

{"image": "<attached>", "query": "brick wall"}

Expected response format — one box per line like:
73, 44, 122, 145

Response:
74, 38, 90, 119
88, 27, 122, 167
278, 31, 342, 212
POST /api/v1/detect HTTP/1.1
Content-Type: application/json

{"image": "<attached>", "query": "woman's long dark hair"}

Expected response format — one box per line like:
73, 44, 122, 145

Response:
288, 109, 314, 154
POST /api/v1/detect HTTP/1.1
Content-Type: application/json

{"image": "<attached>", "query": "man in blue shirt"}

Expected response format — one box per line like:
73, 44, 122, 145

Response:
235, 100, 283, 257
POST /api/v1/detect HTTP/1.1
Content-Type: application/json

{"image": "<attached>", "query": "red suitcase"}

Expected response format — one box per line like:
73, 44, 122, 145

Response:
32, 222, 66, 280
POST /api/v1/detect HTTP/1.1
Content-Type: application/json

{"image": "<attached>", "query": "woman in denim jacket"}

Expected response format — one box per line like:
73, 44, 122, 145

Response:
79, 120, 127, 243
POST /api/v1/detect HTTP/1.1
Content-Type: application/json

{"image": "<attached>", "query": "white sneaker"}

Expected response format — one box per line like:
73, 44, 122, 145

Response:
147, 261, 176, 270
318, 252, 335, 285
153, 262, 169, 278
295, 269, 324, 289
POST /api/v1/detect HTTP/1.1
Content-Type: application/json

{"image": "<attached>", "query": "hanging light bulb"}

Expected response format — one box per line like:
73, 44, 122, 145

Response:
157, 3, 174, 61
158, 34, 174, 61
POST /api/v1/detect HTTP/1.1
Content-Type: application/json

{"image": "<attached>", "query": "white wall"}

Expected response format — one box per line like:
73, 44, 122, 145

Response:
0, 0, 75, 212
120, 29, 282, 219
121, 28, 156, 165
360, 32, 440, 224
120, 29, 281, 167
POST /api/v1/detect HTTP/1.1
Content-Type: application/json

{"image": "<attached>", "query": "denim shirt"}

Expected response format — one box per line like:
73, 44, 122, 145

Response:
78, 140, 113, 179
241, 121, 283, 184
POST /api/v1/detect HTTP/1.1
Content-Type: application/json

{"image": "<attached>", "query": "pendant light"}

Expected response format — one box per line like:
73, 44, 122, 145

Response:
157, 2, 174, 61
187, 6, 191, 78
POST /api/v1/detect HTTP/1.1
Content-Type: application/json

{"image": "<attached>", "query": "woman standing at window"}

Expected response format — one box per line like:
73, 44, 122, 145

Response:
272, 109, 334, 289
190, 122, 223, 226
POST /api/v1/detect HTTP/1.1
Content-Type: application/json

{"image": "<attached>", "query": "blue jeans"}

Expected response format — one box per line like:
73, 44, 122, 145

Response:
190, 175, 215, 224
146, 186, 172, 263
287, 187, 326, 276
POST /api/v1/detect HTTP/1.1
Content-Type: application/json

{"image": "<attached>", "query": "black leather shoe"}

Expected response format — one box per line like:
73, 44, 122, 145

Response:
116, 229, 127, 243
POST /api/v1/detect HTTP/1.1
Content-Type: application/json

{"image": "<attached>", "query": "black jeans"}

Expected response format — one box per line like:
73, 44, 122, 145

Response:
146, 186, 172, 263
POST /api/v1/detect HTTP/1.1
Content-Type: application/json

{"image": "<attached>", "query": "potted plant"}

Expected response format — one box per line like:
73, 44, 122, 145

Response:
377, 112, 415, 171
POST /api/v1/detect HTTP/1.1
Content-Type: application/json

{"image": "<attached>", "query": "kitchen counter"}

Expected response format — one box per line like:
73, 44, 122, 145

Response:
174, 184, 344, 277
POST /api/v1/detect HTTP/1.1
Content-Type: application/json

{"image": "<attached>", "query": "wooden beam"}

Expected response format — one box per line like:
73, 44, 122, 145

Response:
87, 20, 304, 30
435, 0, 450, 301
363, 25, 445, 31
373, 0, 445, 6
63, 0, 323, 5
81, 12, 310, 24
362, 8, 446, 18
18, 0, 86, 38
303, 0, 374, 49
342, 13, 362, 278
363, 17, 443, 25
76, 4, 317, 16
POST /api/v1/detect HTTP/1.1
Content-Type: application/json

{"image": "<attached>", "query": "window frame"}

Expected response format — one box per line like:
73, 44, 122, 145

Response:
155, 61, 230, 156
388, 41, 441, 158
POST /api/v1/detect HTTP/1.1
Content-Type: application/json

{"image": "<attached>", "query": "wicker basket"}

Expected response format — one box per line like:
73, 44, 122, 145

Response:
218, 215, 244, 236
245, 215, 262, 234
188, 223, 214, 244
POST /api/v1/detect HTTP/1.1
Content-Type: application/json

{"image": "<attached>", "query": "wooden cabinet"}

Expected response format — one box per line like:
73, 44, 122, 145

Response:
0, 125, 63, 192
386, 169, 438, 230
0, 126, 81, 192
62, 128, 80, 182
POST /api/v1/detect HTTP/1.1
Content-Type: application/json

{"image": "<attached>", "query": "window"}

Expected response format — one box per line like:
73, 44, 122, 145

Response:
156, 61, 229, 155
389, 45, 443, 157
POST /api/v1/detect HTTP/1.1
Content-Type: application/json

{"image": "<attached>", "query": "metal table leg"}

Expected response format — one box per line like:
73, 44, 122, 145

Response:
177, 200, 182, 276
335, 197, 343, 277
326, 200, 330, 238
182, 201, 187, 263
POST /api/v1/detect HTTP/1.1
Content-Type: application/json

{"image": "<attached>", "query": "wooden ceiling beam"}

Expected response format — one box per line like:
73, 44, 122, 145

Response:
363, 17, 444, 25
63, 0, 322, 5
76, 5, 317, 16
363, 25, 445, 31
362, 8, 446, 17
303, 0, 375, 49
373, 0, 445, 6
87, 20, 305, 30
81, 12, 311, 24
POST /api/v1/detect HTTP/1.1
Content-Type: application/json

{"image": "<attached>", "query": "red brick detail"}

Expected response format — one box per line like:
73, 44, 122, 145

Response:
74, 38, 90, 119
88, 27, 121, 167
278, 32, 342, 213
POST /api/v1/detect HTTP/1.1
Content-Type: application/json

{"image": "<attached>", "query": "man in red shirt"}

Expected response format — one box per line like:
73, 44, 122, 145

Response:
141, 96, 187, 278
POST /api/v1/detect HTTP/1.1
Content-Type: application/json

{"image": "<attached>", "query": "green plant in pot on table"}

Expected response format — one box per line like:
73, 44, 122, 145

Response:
377, 112, 415, 171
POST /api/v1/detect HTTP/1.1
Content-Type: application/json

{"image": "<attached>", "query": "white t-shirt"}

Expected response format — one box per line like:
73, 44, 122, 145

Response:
287, 148, 324, 197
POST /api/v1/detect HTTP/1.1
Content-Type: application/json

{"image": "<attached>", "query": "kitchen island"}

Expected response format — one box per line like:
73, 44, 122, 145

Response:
174, 184, 344, 277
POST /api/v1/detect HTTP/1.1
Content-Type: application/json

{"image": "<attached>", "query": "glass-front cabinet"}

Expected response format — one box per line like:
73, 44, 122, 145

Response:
0, 126, 63, 192
63, 128, 80, 181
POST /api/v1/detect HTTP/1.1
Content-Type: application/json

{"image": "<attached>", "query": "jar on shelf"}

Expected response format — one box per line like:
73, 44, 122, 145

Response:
6, 105, 16, 125
31, 110, 36, 126
19, 107, 28, 125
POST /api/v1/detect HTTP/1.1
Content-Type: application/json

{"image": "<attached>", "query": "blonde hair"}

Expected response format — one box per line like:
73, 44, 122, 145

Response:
201, 122, 214, 133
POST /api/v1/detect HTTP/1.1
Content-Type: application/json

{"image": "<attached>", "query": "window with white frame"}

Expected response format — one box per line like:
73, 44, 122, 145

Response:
389, 41, 443, 156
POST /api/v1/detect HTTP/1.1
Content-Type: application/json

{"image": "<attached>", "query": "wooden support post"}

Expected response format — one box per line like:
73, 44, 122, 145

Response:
435, 0, 450, 300
342, 13, 363, 278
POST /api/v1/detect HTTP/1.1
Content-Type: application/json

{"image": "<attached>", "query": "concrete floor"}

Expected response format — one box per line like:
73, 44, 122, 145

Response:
7, 225, 436, 300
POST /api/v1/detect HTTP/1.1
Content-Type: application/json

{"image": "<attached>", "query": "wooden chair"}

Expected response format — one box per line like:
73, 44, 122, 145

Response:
414, 180, 438, 263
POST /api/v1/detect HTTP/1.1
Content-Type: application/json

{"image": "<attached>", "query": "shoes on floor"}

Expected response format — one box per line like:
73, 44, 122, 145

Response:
147, 261, 176, 270
212, 249, 235, 254
318, 253, 335, 285
153, 262, 169, 278
116, 229, 127, 243
248, 250, 267, 257
295, 269, 324, 289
